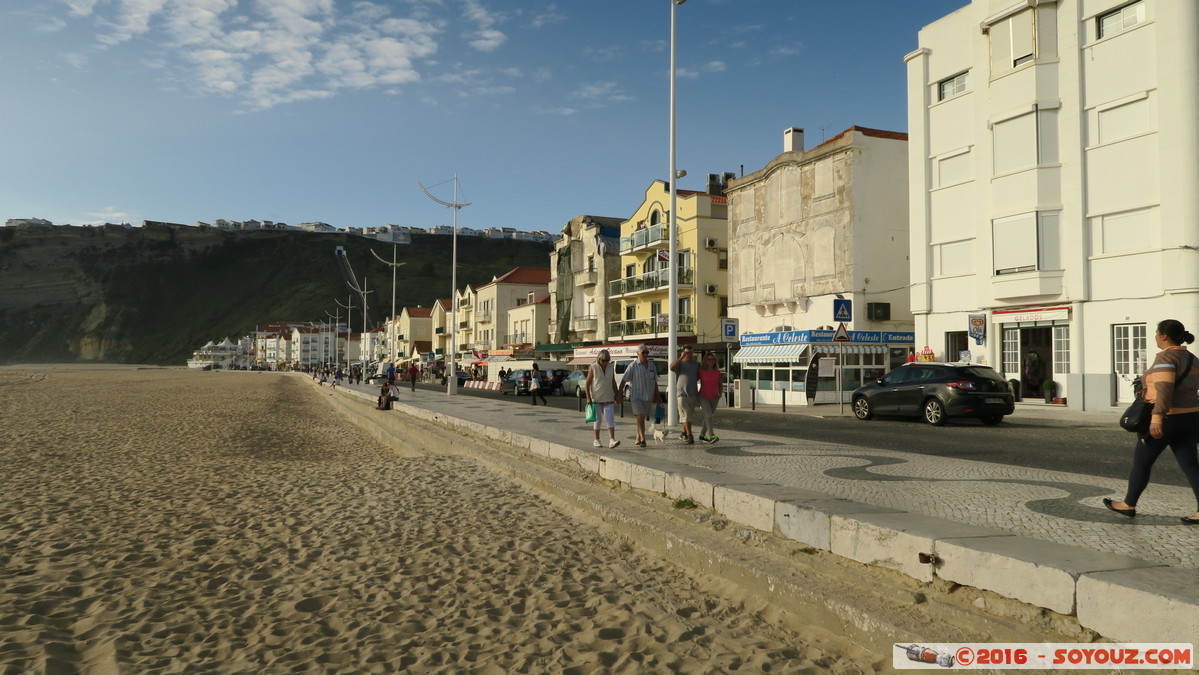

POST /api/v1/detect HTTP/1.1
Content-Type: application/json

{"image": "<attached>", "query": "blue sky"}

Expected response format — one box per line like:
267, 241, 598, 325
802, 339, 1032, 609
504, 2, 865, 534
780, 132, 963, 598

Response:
2, 0, 967, 231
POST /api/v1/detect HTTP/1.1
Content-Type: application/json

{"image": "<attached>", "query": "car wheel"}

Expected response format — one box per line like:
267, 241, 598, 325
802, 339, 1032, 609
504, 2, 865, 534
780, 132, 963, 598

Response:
852, 396, 874, 420
923, 398, 947, 426
980, 414, 1004, 425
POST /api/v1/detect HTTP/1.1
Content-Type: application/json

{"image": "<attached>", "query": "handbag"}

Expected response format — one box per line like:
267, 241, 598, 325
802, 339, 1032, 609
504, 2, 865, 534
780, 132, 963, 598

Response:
584, 402, 597, 423
1120, 356, 1194, 433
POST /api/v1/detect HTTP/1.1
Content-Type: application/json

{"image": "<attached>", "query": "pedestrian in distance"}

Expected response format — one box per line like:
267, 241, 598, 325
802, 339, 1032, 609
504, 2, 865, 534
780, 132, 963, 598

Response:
1105, 319, 1199, 524
620, 346, 661, 448
585, 349, 621, 448
386, 363, 397, 386
407, 363, 419, 392
697, 351, 723, 444
669, 345, 700, 444
529, 363, 548, 405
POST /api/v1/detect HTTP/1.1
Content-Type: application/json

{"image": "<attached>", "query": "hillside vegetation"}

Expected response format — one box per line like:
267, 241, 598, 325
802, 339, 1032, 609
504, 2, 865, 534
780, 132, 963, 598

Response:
0, 225, 552, 365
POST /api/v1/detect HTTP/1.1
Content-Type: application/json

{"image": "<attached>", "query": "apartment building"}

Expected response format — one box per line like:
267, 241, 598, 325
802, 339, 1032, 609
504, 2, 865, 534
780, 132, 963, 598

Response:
907, 0, 1199, 409
725, 126, 914, 404
506, 292, 551, 349
431, 298, 452, 365
548, 214, 624, 344
391, 306, 433, 363
469, 267, 552, 353
608, 178, 730, 349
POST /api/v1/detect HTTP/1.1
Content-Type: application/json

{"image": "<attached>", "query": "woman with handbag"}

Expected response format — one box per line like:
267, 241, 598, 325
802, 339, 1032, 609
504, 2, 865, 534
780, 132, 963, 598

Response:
585, 349, 621, 448
1105, 319, 1199, 524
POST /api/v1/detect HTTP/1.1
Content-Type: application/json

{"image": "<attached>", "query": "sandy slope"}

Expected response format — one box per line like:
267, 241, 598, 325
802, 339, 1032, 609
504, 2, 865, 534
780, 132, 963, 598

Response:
0, 368, 858, 673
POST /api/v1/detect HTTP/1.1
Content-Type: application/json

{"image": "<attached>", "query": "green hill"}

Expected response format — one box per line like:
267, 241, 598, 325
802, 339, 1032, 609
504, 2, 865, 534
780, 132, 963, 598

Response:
0, 225, 552, 365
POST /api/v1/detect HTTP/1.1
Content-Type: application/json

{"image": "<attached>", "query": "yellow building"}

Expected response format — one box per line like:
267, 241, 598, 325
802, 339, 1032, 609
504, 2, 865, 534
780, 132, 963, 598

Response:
608, 177, 730, 346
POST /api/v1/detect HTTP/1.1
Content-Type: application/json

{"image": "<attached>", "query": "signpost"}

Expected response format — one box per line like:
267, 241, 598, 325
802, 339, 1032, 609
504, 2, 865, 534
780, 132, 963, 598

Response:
722, 318, 738, 393
832, 321, 850, 415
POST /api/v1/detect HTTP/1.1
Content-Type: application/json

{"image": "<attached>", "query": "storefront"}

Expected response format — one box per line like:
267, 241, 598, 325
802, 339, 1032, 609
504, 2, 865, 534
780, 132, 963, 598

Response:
992, 306, 1071, 404
733, 329, 915, 405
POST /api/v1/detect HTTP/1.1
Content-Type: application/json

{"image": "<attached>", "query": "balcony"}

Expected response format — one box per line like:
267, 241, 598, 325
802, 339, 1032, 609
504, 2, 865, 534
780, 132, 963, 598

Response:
574, 268, 598, 286
608, 314, 695, 338
476, 311, 493, 324
435, 327, 445, 335
608, 267, 694, 298
473, 341, 490, 351
458, 321, 471, 330
574, 316, 598, 332
503, 333, 532, 345
619, 223, 671, 254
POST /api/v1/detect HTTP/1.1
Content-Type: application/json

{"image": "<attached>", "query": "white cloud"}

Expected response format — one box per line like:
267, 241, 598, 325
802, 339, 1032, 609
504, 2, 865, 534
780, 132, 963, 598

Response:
37, 16, 68, 33
570, 81, 631, 103
530, 4, 564, 29
97, 0, 169, 46
61, 0, 100, 18
468, 28, 505, 52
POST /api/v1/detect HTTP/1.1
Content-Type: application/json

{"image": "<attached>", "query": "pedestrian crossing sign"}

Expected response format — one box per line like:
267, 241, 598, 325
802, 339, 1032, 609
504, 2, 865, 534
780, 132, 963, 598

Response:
833, 298, 852, 322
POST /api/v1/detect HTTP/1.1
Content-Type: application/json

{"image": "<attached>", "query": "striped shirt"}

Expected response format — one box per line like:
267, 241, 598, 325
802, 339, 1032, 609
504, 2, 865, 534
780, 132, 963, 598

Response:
1144, 346, 1199, 419
620, 359, 659, 402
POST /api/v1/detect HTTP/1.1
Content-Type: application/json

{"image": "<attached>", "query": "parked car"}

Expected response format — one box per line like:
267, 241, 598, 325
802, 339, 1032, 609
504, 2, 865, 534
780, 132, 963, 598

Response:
851, 362, 1015, 426
561, 370, 588, 397
500, 369, 537, 395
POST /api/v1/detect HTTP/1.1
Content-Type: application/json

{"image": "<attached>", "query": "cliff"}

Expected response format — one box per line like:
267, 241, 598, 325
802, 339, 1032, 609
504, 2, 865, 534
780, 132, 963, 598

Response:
0, 225, 552, 365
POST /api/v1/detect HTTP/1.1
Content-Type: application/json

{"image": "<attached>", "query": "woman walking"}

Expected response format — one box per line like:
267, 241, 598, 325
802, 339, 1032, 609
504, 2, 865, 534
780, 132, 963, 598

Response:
529, 363, 548, 406
1104, 319, 1199, 524
585, 350, 621, 448
697, 351, 723, 444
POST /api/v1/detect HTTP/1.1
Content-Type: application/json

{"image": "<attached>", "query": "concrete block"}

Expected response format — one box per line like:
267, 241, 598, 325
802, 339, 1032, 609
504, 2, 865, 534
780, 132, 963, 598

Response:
599, 456, 634, 484
663, 470, 728, 509
713, 484, 834, 534
776, 499, 902, 551
565, 447, 601, 474
627, 463, 668, 493
1077, 566, 1198, 643
937, 537, 1159, 615
527, 438, 552, 459
830, 513, 1009, 583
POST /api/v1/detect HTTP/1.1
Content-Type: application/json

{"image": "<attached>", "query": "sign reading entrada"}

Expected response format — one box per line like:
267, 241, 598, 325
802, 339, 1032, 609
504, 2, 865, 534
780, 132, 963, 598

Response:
740, 330, 915, 346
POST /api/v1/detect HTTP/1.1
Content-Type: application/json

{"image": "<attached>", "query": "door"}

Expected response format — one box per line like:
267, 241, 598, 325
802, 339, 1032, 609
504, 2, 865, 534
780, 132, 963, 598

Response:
873, 365, 917, 413
893, 365, 942, 414
1112, 323, 1147, 404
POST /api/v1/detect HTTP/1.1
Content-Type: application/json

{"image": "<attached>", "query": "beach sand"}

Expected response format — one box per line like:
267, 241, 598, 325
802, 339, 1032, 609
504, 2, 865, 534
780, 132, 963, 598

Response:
0, 367, 859, 673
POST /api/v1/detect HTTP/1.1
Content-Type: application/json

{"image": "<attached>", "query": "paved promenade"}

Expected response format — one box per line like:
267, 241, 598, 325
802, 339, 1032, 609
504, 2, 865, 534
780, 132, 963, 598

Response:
332, 377, 1199, 644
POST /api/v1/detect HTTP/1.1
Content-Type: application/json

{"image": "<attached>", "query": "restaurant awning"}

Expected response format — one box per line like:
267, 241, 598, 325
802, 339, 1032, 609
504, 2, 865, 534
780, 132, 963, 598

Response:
812, 344, 888, 355
568, 356, 596, 366
732, 344, 809, 364
483, 355, 512, 364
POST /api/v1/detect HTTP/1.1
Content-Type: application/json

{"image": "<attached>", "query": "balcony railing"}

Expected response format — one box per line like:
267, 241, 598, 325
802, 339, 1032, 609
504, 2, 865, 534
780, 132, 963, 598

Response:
458, 321, 471, 330
619, 223, 671, 254
476, 311, 492, 324
608, 267, 694, 298
503, 333, 532, 345
574, 316, 598, 331
607, 314, 695, 338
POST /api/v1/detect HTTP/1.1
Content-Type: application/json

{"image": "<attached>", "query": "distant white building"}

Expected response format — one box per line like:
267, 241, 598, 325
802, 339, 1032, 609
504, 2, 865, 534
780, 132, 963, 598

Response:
906, 0, 1199, 410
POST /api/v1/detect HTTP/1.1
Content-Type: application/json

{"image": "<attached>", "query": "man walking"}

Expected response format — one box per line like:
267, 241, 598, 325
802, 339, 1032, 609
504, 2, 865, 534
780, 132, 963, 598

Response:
669, 345, 700, 445
620, 346, 661, 447
407, 363, 419, 392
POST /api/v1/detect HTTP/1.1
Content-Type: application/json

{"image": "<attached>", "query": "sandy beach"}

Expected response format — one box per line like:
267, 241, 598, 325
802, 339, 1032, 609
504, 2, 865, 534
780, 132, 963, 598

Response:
0, 367, 858, 673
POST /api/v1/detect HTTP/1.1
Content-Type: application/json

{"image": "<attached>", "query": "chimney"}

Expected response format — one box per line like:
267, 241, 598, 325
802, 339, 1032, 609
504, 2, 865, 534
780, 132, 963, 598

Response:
784, 127, 805, 153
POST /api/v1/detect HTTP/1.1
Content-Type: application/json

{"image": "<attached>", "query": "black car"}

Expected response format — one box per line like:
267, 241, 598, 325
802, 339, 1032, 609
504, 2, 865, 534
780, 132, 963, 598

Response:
851, 362, 1015, 426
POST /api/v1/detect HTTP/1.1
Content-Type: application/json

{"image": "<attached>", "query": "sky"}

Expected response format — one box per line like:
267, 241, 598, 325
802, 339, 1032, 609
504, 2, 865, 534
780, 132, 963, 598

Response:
2, 0, 968, 231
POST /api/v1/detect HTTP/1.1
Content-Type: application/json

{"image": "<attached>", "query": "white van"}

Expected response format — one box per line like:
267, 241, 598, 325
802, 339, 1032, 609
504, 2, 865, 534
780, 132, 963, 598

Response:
613, 358, 670, 399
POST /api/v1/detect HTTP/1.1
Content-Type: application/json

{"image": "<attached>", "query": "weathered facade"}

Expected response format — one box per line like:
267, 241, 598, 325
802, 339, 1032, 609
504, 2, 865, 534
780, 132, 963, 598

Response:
548, 215, 623, 344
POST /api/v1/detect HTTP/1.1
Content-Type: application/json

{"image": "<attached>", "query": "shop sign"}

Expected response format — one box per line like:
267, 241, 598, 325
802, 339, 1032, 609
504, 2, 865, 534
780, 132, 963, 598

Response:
968, 314, 987, 344
741, 330, 915, 346
574, 344, 669, 359
993, 306, 1070, 323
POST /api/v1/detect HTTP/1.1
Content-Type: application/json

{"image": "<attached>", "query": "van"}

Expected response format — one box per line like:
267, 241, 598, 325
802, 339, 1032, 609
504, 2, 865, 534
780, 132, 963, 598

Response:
613, 358, 670, 398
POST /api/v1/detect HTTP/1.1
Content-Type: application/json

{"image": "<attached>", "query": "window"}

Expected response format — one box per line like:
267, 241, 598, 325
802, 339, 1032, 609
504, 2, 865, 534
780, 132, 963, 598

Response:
933, 239, 974, 277
642, 257, 656, 274
719, 296, 728, 317
992, 112, 1037, 174
1053, 325, 1070, 374
814, 160, 833, 198
678, 295, 692, 317
938, 72, 968, 101
936, 149, 971, 187
625, 264, 636, 278
650, 300, 661, 317
1002, 328, 1019, 375
650, 210, 661, 226
1098, 1, 1144, 39
1092, 208, 1153, 254
1097, 96, 1148, 144
1113, 324, 1147, 379
717, 249, 728, 270
989, 8, 1034, 73
587, 255, 595, 272
992, 212, 1038, 274
625, 305, 636, 320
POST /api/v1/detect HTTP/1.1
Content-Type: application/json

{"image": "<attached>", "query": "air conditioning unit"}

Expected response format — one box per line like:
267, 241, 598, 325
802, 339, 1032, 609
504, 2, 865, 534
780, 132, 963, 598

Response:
867, 302, 891, 321
704, 283, 719, 295
705, 237, 718, 249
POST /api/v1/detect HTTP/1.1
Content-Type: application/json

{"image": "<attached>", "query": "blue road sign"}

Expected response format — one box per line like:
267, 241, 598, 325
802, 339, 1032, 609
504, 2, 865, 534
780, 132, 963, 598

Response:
721, 318, 739, 342
833, 299, 852, 323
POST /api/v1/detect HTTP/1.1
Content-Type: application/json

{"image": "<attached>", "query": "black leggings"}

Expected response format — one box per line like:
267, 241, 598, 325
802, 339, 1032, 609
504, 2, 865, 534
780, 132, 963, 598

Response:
531, 388, 547, 405
1123, 412, 1199, 510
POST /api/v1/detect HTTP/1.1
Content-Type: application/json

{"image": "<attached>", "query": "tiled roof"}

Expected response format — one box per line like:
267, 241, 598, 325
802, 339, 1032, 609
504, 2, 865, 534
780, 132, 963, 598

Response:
406, 306, 433, 318
813, 125, 907, 150
492, 267, 551, 285
676, 189, 727, 204
437, 298, 452, 310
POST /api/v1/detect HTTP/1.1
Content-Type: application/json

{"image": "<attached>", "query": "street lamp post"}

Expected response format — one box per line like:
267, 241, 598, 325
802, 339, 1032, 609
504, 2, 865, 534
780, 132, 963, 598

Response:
667, 0, 685, 426
370, 245, 406, 368
419, 176, 471, 396
335, 295, 356, 371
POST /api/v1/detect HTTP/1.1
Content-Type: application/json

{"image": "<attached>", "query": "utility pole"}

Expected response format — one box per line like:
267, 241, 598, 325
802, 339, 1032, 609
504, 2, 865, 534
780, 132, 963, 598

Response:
419, 176, 471, 396
370, 245, 405, 367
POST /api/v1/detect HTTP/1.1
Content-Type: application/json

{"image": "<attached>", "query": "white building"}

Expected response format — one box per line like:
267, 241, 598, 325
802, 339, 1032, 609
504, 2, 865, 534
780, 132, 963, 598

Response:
906, 0, 1198, 409
725, 126, 913, 403
547, 215, 624, 344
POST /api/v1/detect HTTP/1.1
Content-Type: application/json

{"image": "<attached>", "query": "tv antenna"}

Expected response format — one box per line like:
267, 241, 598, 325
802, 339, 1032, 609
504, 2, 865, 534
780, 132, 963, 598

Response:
418, 175, 471, 396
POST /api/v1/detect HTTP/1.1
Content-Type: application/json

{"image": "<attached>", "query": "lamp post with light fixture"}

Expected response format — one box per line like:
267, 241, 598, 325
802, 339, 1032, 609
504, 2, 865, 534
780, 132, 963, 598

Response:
667, 0, 685, 426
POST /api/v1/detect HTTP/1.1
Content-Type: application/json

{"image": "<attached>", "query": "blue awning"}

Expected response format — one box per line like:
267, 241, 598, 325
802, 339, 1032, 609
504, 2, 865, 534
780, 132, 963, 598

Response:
733, 343, 809, 364
813, 344, 888, 355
